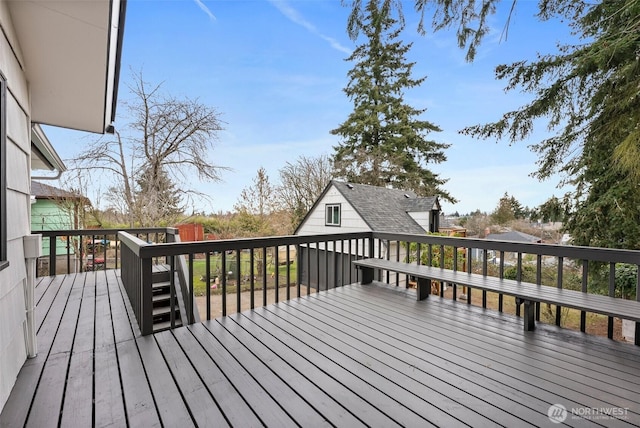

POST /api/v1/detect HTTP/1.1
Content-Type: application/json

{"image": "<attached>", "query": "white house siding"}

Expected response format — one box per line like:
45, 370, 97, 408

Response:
296, 185, 412, 286
408, 211, 431, 232
0, 2, 32, 411
297, 186, 371, 235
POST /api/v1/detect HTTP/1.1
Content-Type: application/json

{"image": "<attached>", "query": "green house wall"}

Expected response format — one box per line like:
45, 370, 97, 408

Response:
31, 199, 75, 255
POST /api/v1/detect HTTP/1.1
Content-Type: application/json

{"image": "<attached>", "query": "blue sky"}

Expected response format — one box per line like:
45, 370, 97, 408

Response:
44, 0, 574, 216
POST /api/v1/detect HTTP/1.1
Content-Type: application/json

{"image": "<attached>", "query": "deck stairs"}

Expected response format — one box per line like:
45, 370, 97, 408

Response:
151, 265, 186, 332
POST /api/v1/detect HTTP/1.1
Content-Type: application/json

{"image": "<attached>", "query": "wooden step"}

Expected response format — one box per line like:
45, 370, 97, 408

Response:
152, 281, 171, 294
153, 319, 183, 332
152, 292, 171, 304
152, 305, 180, 318
152, 264, 172, 283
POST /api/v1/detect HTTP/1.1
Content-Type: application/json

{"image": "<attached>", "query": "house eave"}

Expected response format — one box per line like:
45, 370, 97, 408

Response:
8, 0, 126, 134
31, 124, 65, 172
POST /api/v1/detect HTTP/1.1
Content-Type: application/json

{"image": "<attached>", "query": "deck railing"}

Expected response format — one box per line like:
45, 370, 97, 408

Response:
372, 232, 640, 342
36, 228, 640, 343
36, 227, 174, 276
118, 231, 374, 334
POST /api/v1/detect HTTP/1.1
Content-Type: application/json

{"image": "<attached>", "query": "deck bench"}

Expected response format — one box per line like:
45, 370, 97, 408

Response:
353, 258, 640, 341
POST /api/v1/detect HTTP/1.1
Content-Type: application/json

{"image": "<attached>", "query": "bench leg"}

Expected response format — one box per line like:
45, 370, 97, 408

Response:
417, 278, 430, 301
360, 266, 374, 284
523, 300, 536, 332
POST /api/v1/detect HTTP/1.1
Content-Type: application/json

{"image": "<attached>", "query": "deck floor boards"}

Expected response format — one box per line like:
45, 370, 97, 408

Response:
324, 283, 640, 422
2, 272, 640, 427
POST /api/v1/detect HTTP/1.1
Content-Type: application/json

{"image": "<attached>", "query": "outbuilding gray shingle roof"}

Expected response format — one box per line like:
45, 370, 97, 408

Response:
332, 181, 439, 234
31, 180, 84, 200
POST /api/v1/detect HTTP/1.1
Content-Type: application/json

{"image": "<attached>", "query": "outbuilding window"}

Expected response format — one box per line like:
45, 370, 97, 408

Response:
325, 204, 341, 226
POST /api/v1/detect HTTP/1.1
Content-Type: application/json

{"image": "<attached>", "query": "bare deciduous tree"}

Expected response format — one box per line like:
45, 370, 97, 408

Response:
278, 154, 333, 228
70, 71, 226, 226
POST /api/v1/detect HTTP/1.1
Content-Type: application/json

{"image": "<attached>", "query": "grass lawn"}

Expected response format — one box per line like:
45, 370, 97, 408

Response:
189, 255, 297, 296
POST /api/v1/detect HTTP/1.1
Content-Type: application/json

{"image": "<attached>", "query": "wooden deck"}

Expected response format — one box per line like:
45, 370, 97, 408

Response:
2, 270, 640, 427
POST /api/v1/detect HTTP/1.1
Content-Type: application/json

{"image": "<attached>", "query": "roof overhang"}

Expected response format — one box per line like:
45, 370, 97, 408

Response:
8, 0, 126, 134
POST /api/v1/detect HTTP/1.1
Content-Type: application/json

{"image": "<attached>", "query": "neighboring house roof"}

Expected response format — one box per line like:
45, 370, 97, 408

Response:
31, 181, 86, 202
296, 180, 440, 234
439, 214, 467, 235
486, 231, 542, 243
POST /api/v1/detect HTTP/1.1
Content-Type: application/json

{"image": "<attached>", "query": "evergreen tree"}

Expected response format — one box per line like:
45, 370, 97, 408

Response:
332, 0, 454, 201
461, 0, 640, 248
491, 193, 516, 225
135, 165, 183, 226
535, 196, 565, 223
346, 0, 640, 248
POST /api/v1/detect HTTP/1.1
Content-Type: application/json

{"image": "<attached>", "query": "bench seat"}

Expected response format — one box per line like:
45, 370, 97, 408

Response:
353, 258, 640, 340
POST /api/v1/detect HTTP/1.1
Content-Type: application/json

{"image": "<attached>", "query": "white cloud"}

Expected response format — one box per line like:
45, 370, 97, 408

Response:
193, 0, 216, 21
268, 0, 352, 55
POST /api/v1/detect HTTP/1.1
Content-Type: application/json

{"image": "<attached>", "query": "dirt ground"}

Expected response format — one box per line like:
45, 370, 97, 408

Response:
196, 282, 630, 343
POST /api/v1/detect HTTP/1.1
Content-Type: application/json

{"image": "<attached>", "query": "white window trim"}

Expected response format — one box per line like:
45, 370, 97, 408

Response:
325, 203, 341, 227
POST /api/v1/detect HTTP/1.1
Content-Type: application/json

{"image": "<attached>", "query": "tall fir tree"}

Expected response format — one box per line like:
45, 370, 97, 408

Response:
332, 0, 454, 201
345, 0, 640, 249
459, 0, 640, 248
134, 165, 183, 226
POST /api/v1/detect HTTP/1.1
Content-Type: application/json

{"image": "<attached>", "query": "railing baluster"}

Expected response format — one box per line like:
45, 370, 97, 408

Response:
324, 240, 329, 291
339, 240, 343, 287
49, 236, 56, 276
447, 245, 457, 298
115, 234, 119, 269
251, 249, 256, 308
274, 247, 280, 303
222, 251, 227, 317
170, 256, 176, 329
608, 262, 615, 339
296, 244, 308, 297
556, 257, 564, 326
580, 260, 588, 332
188, 253, 194, 324
348, 240, 353, 284
516, 252, 522, 317
482, 249, 488, 308
236, 249, 242, 312
498, 251, 505, 312
263, 247, 268, 307
286, 244, 291, 299
394, 240, 400, 287
65, 234, 71, 273
306, 242, 311, 295
316, 242, 320, 292
536, 255, 542, 321
466, 247, 472, 304
206, 251, 211, 320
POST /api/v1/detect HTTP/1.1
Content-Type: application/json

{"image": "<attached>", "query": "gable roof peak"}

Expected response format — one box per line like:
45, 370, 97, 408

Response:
330, 181, 440, 233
